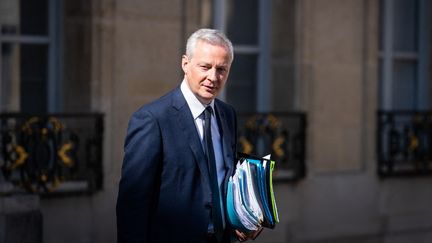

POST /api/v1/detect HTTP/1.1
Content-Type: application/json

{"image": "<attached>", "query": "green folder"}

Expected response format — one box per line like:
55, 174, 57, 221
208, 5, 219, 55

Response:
268, 160, 279, 223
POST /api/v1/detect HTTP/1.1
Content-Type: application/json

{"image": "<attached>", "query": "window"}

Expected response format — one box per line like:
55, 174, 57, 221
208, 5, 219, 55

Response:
377, 0, 432, 176
379, 0, 430, 110
0, 1, 102, 194
214, 0, 298, 113
0, 0, 62, 113
213, 1, 305, 180
214, 0, 271, 113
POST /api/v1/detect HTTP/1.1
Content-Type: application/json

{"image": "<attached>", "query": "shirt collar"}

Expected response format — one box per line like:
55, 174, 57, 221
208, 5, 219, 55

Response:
180, 80, 215, 120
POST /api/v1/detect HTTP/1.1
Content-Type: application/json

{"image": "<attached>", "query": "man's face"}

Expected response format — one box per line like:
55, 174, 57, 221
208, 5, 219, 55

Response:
182, 41, 231, 105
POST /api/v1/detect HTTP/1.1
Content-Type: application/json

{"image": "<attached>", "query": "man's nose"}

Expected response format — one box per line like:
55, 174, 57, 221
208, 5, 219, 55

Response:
207, 68, 217, 82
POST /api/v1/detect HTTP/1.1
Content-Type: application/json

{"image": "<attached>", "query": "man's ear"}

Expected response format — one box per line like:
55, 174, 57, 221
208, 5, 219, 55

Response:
181, 55, 189, 74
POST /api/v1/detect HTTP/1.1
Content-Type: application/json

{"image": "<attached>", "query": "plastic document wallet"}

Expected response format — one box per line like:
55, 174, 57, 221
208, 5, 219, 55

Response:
226, 154, 279, 232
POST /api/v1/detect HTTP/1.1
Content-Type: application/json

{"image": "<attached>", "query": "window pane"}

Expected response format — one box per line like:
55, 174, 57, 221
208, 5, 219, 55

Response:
226, 54, 257, 113
226, 0, 258, 45
1, 43, 48, 112
0, 0, 48, 36
392, 60, 417, 109
378, 58, 384, 108
1, 43, 20, 111
393, 0, 418, 52
0, 0, 19, 35
20, 0, 49, 35
20, 44, 48, 113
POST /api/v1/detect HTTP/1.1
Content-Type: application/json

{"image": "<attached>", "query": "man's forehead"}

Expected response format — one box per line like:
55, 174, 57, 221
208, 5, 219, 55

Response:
196, 60, 230, 67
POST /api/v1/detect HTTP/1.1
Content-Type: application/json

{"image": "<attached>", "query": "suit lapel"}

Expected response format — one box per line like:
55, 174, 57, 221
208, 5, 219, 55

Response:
171, 88, 211, 187
214, 102, 235, 176
214, 102, 237, 212
171, 88, 236, 202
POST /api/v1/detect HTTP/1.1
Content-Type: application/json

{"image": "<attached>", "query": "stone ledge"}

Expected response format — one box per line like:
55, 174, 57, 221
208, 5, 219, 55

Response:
0, 195, 42, 243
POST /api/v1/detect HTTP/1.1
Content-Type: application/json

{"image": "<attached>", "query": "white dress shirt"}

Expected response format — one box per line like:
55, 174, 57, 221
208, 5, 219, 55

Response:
180, 80, 226, 186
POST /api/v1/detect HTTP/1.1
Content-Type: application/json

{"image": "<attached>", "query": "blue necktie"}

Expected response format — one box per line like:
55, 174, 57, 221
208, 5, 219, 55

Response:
203, 106, 223, 240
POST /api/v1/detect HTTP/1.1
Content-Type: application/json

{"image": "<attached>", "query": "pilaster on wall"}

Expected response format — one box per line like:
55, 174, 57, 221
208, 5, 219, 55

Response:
89, 0, 117, 185
87, 0, 200, 242
298, 0, 377, 173
89, 0, 209, 188
363, 0, 379, 173
89, 0, 197, 175
90, 0, 116, 113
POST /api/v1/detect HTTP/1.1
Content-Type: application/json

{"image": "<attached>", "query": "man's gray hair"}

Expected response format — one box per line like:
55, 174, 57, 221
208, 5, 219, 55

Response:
186, 28, 234, 63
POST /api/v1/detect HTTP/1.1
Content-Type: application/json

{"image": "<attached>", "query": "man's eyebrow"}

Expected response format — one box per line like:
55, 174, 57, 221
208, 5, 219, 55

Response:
196, 62, 229, 68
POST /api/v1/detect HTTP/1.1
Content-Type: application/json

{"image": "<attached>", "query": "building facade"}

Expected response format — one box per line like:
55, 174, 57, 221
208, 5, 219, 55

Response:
0, 0, 431, 242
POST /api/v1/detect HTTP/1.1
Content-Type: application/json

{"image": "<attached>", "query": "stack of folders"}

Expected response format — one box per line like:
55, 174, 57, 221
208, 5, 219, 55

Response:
226, 154, 279, 232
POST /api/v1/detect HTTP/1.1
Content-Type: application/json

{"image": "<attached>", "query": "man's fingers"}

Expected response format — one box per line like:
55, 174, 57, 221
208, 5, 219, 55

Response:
250, 227, 263, 240
235, 227, 263, 242
235, 229, 247, 242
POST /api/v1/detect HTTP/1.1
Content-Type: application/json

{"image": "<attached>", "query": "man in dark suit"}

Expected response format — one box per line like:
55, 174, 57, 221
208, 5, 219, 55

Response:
116, 29, 260, 243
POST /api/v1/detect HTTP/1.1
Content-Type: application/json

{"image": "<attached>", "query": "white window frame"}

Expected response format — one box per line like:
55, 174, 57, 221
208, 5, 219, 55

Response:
213, 0, 271, 112
0, 0, 62, 112
379, 0, 430, 110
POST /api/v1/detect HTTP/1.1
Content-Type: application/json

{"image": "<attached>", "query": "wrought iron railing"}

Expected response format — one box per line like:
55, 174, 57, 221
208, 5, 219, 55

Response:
377, 110, 432, 177
237, 112, 307, 181
0, 113, 103, 195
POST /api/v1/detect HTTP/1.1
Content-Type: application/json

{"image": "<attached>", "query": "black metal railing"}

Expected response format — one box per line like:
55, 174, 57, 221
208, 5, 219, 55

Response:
377, 110, 432, 177
0, 113, 103, 195
237, 112, 307, 181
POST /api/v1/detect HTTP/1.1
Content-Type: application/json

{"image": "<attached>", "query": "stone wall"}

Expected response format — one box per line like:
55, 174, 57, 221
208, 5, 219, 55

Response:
41, 0, 202, 242
35, 0, 432, 243
0, 196, 41, 243
253, 1, 432, 242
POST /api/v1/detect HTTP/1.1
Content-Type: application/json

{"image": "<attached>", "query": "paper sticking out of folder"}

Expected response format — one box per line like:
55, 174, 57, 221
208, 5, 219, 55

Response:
226, 154, 279, 232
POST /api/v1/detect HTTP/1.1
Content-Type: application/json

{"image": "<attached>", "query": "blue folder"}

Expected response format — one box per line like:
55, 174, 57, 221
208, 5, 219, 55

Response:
226, 178, 248, 231
247, 158, 274, 227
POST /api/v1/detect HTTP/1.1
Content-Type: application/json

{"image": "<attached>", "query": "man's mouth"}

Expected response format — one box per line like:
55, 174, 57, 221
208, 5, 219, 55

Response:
203, 85, 216, 92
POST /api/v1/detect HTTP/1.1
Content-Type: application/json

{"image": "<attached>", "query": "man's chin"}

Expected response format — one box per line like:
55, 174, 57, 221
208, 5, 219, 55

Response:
198, 94, 215, 104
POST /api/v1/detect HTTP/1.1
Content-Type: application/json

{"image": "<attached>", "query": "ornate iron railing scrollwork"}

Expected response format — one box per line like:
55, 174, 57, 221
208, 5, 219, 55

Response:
377, 110, 432, 177
237, 112, 307, 181
0, 113, 104, 195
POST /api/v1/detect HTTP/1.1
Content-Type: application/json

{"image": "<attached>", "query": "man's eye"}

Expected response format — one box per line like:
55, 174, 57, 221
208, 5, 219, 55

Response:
200, 66, 209, 70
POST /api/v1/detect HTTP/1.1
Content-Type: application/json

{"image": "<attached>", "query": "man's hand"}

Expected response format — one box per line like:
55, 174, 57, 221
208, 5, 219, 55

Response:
234, 228, 263, 242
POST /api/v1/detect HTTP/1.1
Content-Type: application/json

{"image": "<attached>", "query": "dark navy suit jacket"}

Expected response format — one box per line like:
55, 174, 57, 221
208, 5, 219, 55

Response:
116, 87, 237, 243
